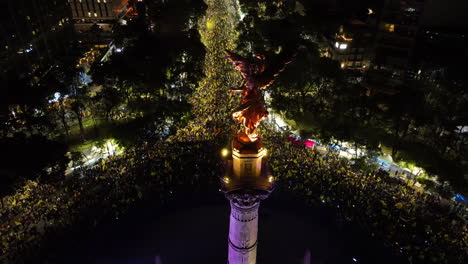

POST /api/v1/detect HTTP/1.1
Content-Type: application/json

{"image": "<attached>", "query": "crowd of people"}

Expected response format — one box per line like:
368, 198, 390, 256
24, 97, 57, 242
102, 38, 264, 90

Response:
1, 1, 467, 264
2, 124, 466, 263
0, 136, 226, 263
262, 127, 468, 264
0, 2, 237, 262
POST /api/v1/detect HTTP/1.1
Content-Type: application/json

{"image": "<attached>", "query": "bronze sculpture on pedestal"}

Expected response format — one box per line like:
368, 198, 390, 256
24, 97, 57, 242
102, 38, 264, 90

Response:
221, 49, 294, 264
225, 50, 294, 143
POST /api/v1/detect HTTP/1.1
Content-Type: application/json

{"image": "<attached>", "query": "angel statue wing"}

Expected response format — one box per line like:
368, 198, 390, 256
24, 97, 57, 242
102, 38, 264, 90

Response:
257, 49, 296, 89
225, 50, 253, 78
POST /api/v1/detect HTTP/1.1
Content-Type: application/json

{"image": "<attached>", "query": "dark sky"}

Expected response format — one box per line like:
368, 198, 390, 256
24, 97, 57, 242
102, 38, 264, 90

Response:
421, 0, 468, 26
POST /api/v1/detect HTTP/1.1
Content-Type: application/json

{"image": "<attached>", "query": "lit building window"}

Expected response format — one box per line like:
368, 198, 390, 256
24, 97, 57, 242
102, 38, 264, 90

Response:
97, 0, 100, 2
335, 42, 339, 48
384, 24, 395, 33
88, 12, 91, 17
94, 13, 98, 17
339, 43, 348, 50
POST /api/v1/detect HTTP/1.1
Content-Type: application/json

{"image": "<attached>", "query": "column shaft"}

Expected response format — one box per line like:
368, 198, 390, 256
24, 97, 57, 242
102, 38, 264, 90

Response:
227, 200, 260, 264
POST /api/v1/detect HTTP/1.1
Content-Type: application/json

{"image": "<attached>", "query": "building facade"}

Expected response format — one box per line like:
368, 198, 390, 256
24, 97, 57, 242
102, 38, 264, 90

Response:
69, 0, 128, 20
373, 0, 427, 76
69, 0, 128, 31
330, 21, 375, 70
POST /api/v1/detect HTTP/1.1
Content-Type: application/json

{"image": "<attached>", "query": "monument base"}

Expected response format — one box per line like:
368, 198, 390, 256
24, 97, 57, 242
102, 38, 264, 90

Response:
222, 135, 272, 192
221, 134, 274, 264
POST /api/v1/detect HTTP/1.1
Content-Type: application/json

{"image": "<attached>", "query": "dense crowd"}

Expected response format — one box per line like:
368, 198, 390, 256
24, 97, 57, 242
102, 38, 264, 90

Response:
262, 127, 468, 264
0, 137, 225, 263
0, 1, 237, 262
1, 1, 467, 264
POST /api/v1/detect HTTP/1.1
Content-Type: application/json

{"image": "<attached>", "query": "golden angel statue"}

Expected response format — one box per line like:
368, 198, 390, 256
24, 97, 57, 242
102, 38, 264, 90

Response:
226, 50, 294, 142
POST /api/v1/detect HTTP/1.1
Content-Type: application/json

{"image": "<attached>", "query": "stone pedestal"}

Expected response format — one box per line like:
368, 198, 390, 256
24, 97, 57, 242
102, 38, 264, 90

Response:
222, 137, 272, 192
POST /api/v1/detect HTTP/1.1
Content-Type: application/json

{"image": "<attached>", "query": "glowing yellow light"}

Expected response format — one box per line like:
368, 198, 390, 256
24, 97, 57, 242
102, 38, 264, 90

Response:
368, 8, 374, 15
384, 24, 395, 33
206, 19, 215, 30
341, 63, 345, 69
221, 148, 229, 157
268, 176, 274, 183
223, 177, 230, 184
337, 34, 353, 42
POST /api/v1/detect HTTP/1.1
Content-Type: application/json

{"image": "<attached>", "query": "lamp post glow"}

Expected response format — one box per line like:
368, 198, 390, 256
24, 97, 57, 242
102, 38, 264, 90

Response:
222, 148, 230, 157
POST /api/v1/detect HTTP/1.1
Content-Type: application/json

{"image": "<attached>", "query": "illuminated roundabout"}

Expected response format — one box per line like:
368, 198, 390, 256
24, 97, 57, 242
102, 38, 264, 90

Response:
60, 191, 402, 264
59, 51, 404, 264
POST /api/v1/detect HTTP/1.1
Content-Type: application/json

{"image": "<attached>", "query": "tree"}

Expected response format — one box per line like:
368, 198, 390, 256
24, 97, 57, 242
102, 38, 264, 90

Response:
276, 43, 343, 109
70, 99, 86, 141
68, 77, 90, 141
0, 174, 16, 208
386, 83, 424, 159
0, 133, 69, 185
351, 155, 379, 173
2, 73, 52, 136
95, 86, 122, 121
50, 95, 71, 139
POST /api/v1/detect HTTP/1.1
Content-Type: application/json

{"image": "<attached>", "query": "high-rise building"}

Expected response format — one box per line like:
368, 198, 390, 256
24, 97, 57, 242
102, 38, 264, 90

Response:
69, 0, 128, 32
330, 21, 375, 70
373, 0, 427, 77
